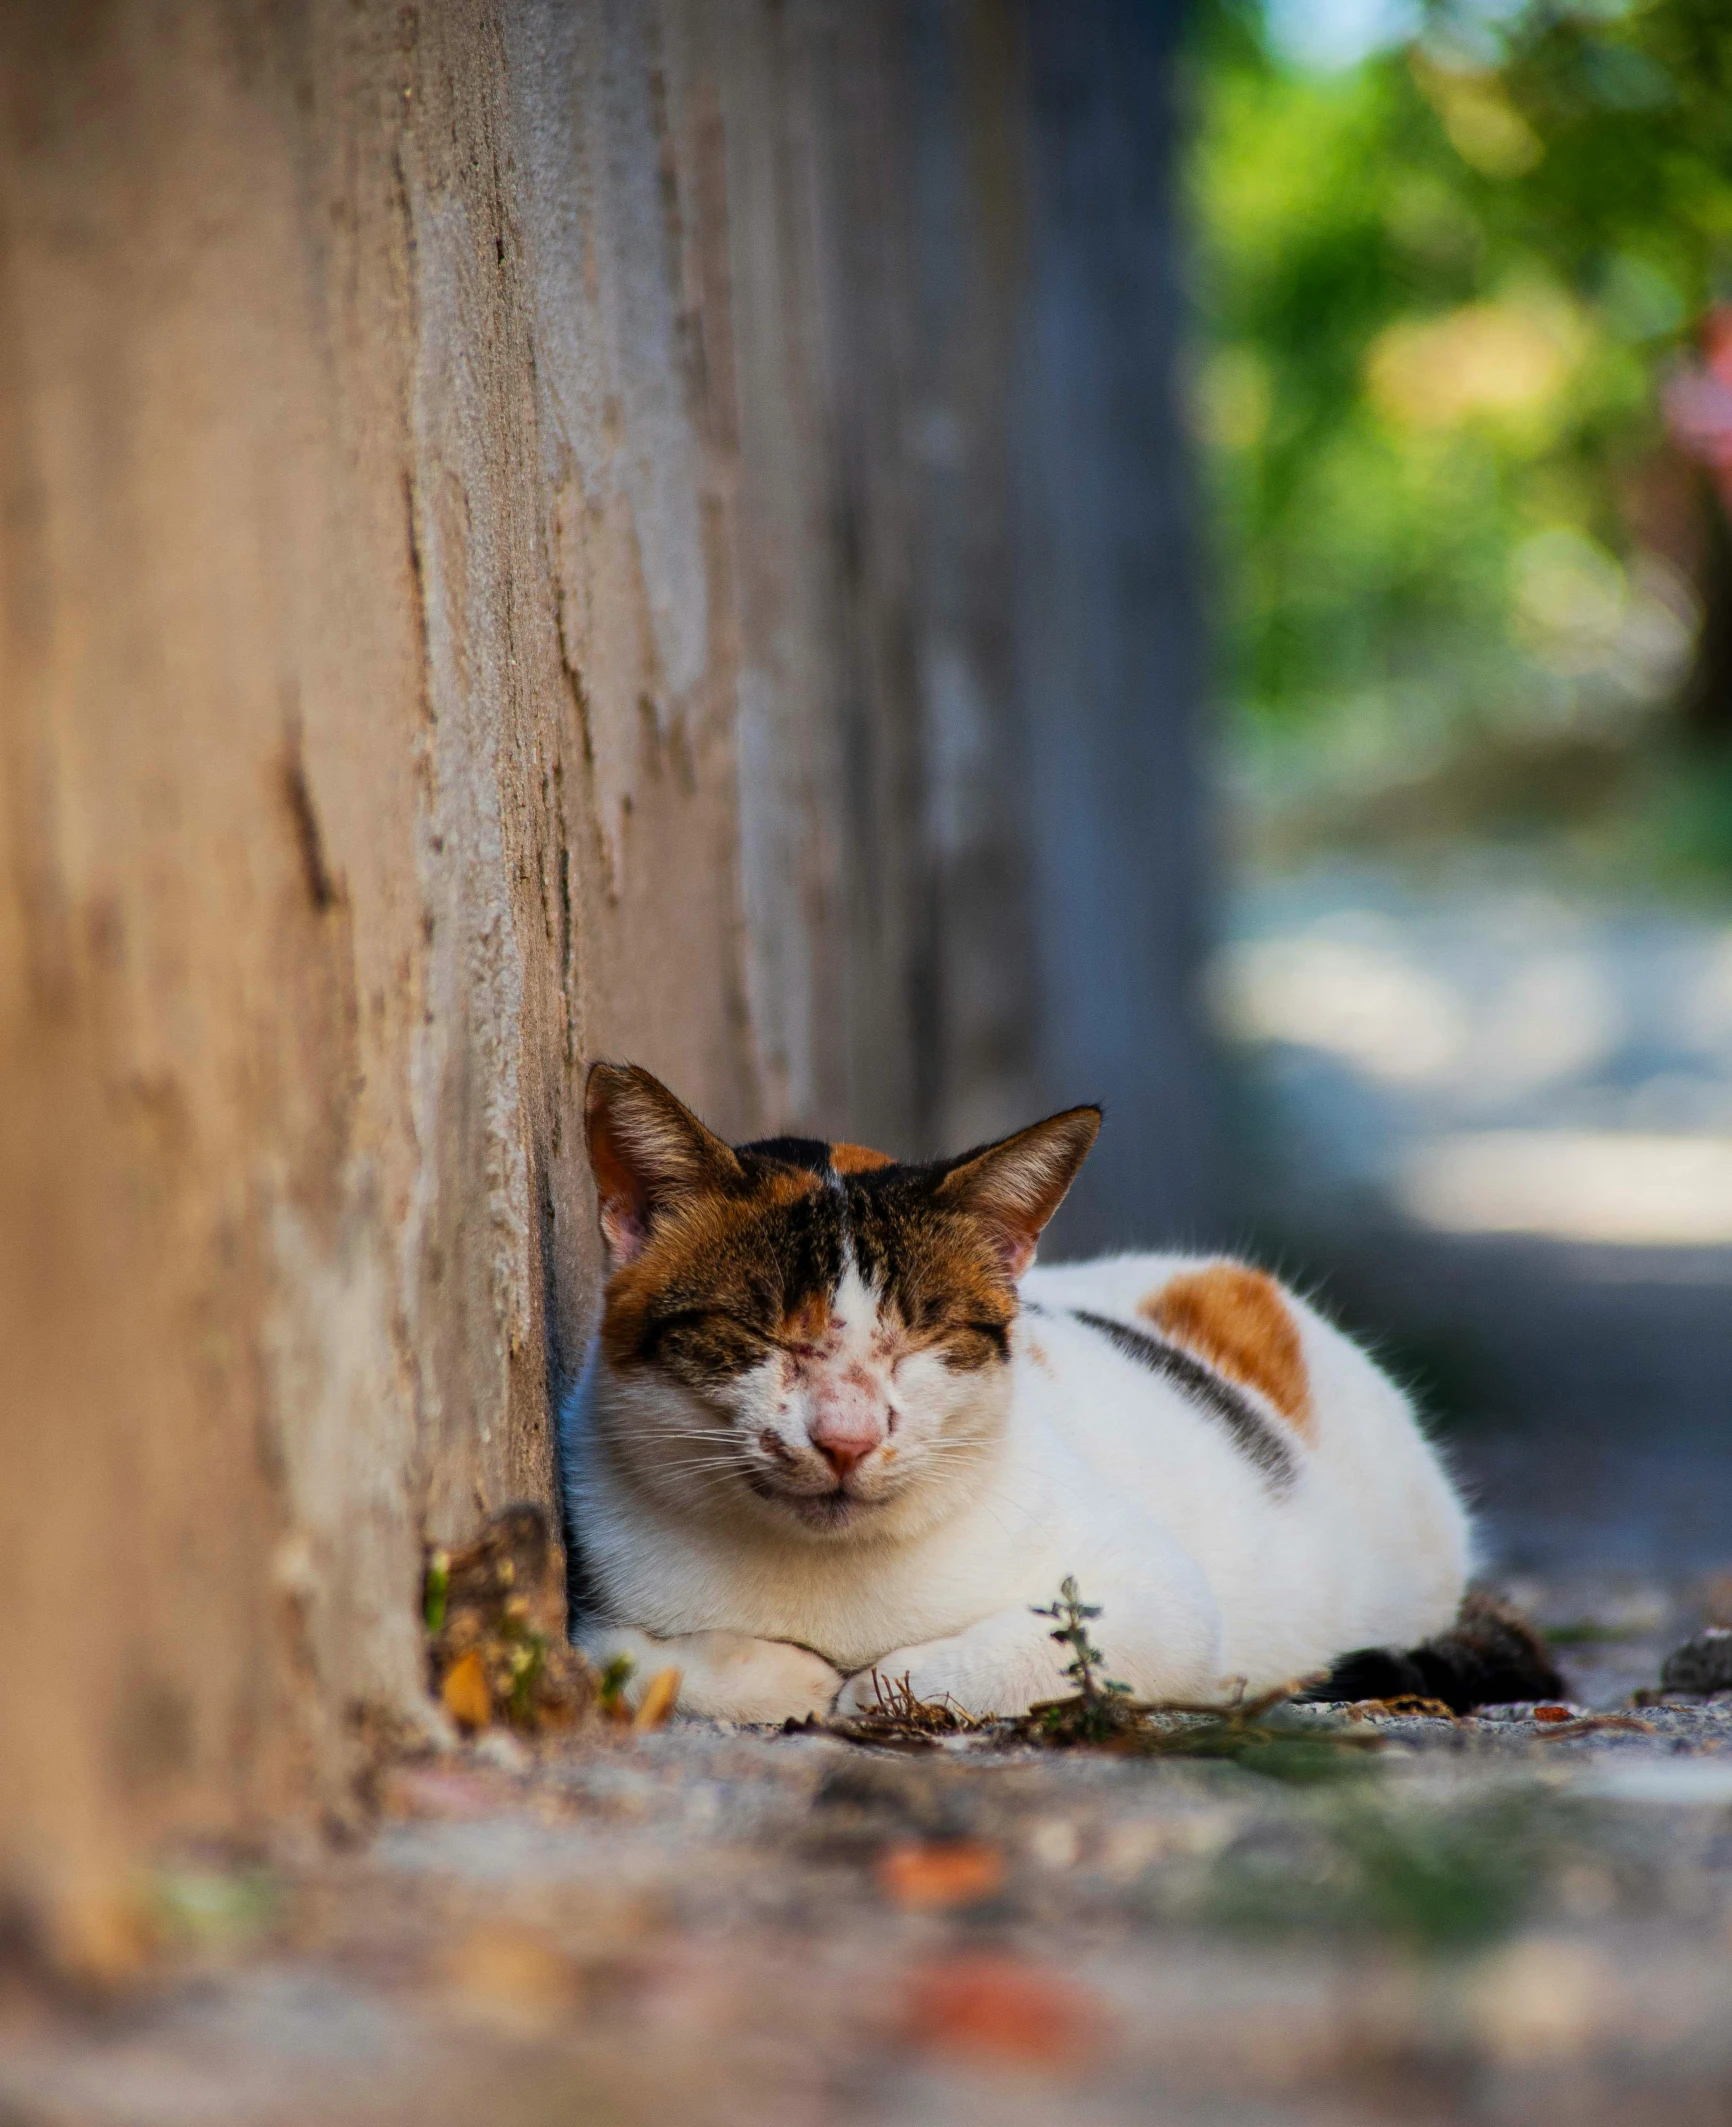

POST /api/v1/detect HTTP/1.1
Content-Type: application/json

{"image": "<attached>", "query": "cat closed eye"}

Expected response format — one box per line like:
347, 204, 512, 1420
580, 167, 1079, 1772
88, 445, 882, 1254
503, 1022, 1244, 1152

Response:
703, 1310, 781, 1345
647, 1309, 773, 1354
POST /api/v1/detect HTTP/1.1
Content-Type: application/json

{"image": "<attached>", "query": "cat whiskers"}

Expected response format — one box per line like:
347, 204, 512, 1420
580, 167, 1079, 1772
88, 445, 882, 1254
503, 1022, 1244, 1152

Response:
649, 1452, 759, 1480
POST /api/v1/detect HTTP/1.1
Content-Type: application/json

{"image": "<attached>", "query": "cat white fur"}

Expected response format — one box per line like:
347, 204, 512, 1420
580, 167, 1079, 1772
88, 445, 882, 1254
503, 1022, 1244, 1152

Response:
563, 1248, 1471, 1722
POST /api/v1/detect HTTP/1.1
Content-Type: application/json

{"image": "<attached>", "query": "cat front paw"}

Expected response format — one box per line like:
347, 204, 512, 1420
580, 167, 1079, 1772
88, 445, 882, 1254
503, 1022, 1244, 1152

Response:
576, 1624, 843, 1724
674, 1632, 845, 1724
836, 1619, 1075, 1721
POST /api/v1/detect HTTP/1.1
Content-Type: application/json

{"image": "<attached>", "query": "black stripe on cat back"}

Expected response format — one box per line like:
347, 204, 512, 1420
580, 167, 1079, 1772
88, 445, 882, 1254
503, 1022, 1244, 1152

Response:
1068, 1308, 1299, 1494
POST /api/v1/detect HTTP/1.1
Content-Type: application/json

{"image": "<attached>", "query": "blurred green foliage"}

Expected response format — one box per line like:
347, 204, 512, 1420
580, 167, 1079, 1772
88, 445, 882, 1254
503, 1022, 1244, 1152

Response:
1186, 0, 1732, 858
1206, 1784, 1558, 1950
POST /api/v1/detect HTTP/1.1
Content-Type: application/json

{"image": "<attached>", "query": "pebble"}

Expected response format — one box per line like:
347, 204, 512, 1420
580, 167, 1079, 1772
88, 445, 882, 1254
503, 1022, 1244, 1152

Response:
1660, 1628, 1732, 1696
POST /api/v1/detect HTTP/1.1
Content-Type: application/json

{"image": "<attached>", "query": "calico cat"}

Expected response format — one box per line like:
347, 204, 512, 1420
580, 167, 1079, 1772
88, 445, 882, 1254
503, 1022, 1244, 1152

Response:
560, 1062, 1483, 1723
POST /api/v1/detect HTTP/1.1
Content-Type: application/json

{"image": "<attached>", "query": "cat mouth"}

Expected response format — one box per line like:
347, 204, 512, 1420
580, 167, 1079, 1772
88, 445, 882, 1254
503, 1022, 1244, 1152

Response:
789, 1489, 862, 1530
746, 1471, 876, 1529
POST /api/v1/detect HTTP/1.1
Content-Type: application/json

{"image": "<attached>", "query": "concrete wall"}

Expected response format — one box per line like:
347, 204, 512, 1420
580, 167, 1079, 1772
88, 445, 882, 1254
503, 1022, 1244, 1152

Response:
0, 0, 1206, 1958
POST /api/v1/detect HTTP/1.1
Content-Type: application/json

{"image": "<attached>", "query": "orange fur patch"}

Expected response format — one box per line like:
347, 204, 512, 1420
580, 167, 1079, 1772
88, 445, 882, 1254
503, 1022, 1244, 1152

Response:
1139, 1264, 1312, 1436
779, 1289, 832, 1348
601, 1168, 821, 1370
829, 1141, 894, 1175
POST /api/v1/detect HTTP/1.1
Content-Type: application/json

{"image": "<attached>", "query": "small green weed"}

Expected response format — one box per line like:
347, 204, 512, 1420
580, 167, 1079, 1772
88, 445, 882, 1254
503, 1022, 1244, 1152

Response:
1026, 1577, 1134, 1742
423, 1548, 450, 1633
1013, 1579, 1373, 1773
598, 1654, 636, 1716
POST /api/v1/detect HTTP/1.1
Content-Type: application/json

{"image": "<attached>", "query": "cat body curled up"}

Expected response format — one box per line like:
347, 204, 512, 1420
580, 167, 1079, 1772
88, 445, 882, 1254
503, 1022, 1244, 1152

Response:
561, 1064, 1472, 1723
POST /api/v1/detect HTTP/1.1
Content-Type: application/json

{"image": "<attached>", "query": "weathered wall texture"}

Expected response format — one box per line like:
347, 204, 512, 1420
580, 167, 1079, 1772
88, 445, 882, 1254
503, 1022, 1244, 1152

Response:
0, 0, 1206, 1951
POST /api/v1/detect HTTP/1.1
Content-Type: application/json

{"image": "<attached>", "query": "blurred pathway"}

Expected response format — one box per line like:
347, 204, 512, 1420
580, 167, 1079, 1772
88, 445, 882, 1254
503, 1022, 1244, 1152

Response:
1217, 861, 1732, 1243
1216, 862, 1732, 1591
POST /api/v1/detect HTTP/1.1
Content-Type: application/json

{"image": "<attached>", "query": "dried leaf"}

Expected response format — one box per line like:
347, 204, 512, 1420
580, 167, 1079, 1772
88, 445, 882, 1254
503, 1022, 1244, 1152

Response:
1350, 1695, 1459, 1720
905, 1953, 1106, 2065
632, 1667, 682, 1731
441, 1648, 492, 1732
423, 1507, 596, 1734
879, 1839, 1005, 1910
1532, 1713, 1654, 1740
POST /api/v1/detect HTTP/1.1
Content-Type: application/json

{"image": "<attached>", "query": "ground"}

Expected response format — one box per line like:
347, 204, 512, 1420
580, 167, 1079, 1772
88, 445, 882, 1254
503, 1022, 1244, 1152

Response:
8, 861, 1731, 2124
4, 1503, 1731, 2126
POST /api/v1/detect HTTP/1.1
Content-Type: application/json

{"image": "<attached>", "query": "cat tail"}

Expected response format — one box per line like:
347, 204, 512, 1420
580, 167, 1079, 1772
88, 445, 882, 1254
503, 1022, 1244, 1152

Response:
1304, 1589, 1566, 1715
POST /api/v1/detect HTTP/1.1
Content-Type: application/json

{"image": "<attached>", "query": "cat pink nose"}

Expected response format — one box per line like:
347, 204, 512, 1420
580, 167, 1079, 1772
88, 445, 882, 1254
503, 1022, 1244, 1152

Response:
808, 1413, 883, 1479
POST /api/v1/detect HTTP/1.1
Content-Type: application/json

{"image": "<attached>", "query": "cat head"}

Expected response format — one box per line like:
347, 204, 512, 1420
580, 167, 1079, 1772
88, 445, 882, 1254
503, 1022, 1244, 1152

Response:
583, 1063, 1099, 1543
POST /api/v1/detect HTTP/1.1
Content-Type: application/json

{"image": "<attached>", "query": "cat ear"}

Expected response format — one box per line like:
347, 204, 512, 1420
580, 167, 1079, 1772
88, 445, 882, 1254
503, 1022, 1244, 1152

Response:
584, 1062, 744, 1265
934, 1106, 1101, 1278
